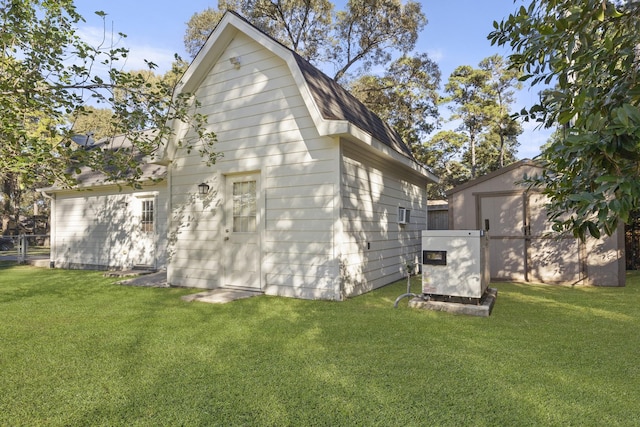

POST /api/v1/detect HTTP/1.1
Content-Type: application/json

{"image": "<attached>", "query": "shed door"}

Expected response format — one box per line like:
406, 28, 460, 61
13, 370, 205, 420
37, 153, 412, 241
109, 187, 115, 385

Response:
222, 174, 262, 290
479, 192, 583, 284
526, 192, 583, 283
480, 193, 527, 281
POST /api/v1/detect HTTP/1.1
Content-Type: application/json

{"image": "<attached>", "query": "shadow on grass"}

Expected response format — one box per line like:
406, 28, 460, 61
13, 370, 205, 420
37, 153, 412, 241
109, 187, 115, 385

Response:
1, 265, 639, 425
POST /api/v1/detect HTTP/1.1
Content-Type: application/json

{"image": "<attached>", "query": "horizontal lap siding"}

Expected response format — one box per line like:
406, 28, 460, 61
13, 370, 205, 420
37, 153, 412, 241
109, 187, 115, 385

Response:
340, 143, 427, 297
53, 184, 168, 270
169, 33, 340, 298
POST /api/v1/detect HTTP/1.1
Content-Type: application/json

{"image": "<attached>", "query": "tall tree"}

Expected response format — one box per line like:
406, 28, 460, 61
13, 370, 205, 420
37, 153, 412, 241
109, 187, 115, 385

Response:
186, 0, 333, 61
444, 55, 522, 180
444, 65, 493, 179
184, 7, 225, 58
348, 53, 441, 152
185, 0, 333, 62
70, 106, 114, 141
422, 130, 468, 199
474, 120, 521, 174
0, 0, 217, 194
331, 0, 426, 82
479, 54, 522, 168
489, 0, 640, 239
183, 0, 426, 83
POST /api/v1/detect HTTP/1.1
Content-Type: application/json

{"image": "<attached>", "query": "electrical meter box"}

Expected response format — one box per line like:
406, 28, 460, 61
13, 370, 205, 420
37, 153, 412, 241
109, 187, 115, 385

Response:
422, 230, 490, 300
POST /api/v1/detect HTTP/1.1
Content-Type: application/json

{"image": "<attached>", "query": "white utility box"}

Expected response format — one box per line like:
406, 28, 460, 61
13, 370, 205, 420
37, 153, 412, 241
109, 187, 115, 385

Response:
422, 230, 490, 300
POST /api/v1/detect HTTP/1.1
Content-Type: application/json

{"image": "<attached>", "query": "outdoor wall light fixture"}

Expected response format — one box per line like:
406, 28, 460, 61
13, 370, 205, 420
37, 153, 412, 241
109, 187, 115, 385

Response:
229, 56, 241, 69
198, 182, 210, 195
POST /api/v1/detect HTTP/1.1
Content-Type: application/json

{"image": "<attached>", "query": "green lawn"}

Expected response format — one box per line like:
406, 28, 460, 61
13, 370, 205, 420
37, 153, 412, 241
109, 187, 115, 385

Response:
1, 264, 638, 426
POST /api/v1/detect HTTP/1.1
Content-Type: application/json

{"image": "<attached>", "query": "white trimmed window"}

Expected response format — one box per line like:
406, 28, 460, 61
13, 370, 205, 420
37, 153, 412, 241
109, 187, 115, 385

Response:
141, 199, 154, 233
398, 206, 410, 225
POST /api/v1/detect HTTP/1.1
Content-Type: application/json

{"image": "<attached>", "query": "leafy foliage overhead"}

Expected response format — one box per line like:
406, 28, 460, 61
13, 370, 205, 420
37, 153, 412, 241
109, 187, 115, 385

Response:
489, 0, 640, 239
0, 0, 218, 192
184, 0, 426, 83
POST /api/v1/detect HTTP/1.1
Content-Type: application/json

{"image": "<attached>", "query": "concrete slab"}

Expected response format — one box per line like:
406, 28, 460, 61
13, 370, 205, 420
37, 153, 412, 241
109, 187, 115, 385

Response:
111, 271, 260, 303
408, 288, 498, 317
115, 270, 168, 288
181, 288, 263, 304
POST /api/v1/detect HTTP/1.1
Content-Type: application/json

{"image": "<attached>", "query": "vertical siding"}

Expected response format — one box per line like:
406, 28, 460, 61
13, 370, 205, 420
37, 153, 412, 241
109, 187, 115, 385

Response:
52, 183, 168, 270
168, 33, 342, 299
427, 209, 449, 230
340, 142, 428, 297
448, 163, 624, 287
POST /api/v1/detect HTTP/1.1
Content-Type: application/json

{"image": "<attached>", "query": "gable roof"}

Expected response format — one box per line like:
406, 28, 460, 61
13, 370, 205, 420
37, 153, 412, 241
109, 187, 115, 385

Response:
172, 11, 437, 183
292, 54, 414, 159
446, 159, 542, 196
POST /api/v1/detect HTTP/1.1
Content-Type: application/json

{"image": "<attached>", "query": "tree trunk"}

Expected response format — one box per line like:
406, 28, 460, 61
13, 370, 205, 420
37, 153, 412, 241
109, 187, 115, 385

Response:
499, 133, 505, 168
470, 134, 477, 178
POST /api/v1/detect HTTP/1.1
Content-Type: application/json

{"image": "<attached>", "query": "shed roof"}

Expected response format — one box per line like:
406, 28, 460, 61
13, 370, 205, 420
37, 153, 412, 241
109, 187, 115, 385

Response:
446, 159, 542, 196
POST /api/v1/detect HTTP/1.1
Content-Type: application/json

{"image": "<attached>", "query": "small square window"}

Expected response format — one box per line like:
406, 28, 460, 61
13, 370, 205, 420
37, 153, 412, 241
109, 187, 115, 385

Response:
398, 207, 410, 225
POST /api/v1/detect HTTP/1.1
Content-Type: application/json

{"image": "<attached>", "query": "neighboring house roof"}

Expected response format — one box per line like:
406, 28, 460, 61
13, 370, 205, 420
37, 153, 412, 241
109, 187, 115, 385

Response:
42, 130, 166, 192
427, 199, 449, 210
446, 159, 541, 196
172, 11, 438, 183
71, 163, 166, 189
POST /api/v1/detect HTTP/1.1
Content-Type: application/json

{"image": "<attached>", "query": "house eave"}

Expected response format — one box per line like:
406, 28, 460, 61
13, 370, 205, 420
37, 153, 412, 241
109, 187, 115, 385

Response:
39, 172, 167, 194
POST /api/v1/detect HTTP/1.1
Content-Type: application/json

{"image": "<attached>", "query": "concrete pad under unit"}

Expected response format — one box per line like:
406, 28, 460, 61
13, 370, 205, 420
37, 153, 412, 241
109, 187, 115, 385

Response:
408, 288, 498, 317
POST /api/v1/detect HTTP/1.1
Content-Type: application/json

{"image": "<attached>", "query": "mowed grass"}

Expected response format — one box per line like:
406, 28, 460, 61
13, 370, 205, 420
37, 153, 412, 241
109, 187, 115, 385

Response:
1, 264, 639, 426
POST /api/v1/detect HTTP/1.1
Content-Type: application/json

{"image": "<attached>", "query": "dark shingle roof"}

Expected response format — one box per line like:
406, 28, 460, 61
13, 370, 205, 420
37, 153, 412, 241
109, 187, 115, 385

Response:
293, 54, 415, 160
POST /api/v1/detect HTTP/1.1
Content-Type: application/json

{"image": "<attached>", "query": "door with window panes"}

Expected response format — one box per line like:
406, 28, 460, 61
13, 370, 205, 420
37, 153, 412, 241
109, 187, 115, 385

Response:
223, 174, 261, 290
135, 195, 156, 268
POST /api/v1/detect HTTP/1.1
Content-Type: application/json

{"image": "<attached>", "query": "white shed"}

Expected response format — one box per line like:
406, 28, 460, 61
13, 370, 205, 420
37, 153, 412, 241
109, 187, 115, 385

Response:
162, 12, 437, 300
45, 12, 438, 300
447, 159, 625, 287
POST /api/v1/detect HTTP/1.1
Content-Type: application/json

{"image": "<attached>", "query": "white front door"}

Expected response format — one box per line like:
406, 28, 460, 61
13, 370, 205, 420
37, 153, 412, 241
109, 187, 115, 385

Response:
133, 195, 156, 269
222, 173, 261, 290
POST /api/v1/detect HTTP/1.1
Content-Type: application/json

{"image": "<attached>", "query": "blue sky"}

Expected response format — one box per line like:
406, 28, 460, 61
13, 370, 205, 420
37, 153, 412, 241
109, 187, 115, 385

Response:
74, 0, 550, 158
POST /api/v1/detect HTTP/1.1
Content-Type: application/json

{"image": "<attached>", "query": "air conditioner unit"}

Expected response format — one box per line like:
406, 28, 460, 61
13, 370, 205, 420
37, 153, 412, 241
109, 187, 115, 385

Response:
422, 230, 490, 301
398, 207, 410, 225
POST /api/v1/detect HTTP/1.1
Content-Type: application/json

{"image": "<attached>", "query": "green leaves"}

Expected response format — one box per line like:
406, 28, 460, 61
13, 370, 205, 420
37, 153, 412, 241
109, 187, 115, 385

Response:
184, 0, 426, 84
442, 55, 522, 181
490, 0, 640, 239
1, 0, 218, 191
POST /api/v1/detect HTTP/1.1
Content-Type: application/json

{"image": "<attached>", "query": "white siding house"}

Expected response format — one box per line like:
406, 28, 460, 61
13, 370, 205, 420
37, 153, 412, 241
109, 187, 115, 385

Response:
45, 12, 437, 300
45, 161, 168, 271
163, 12, 437, 300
